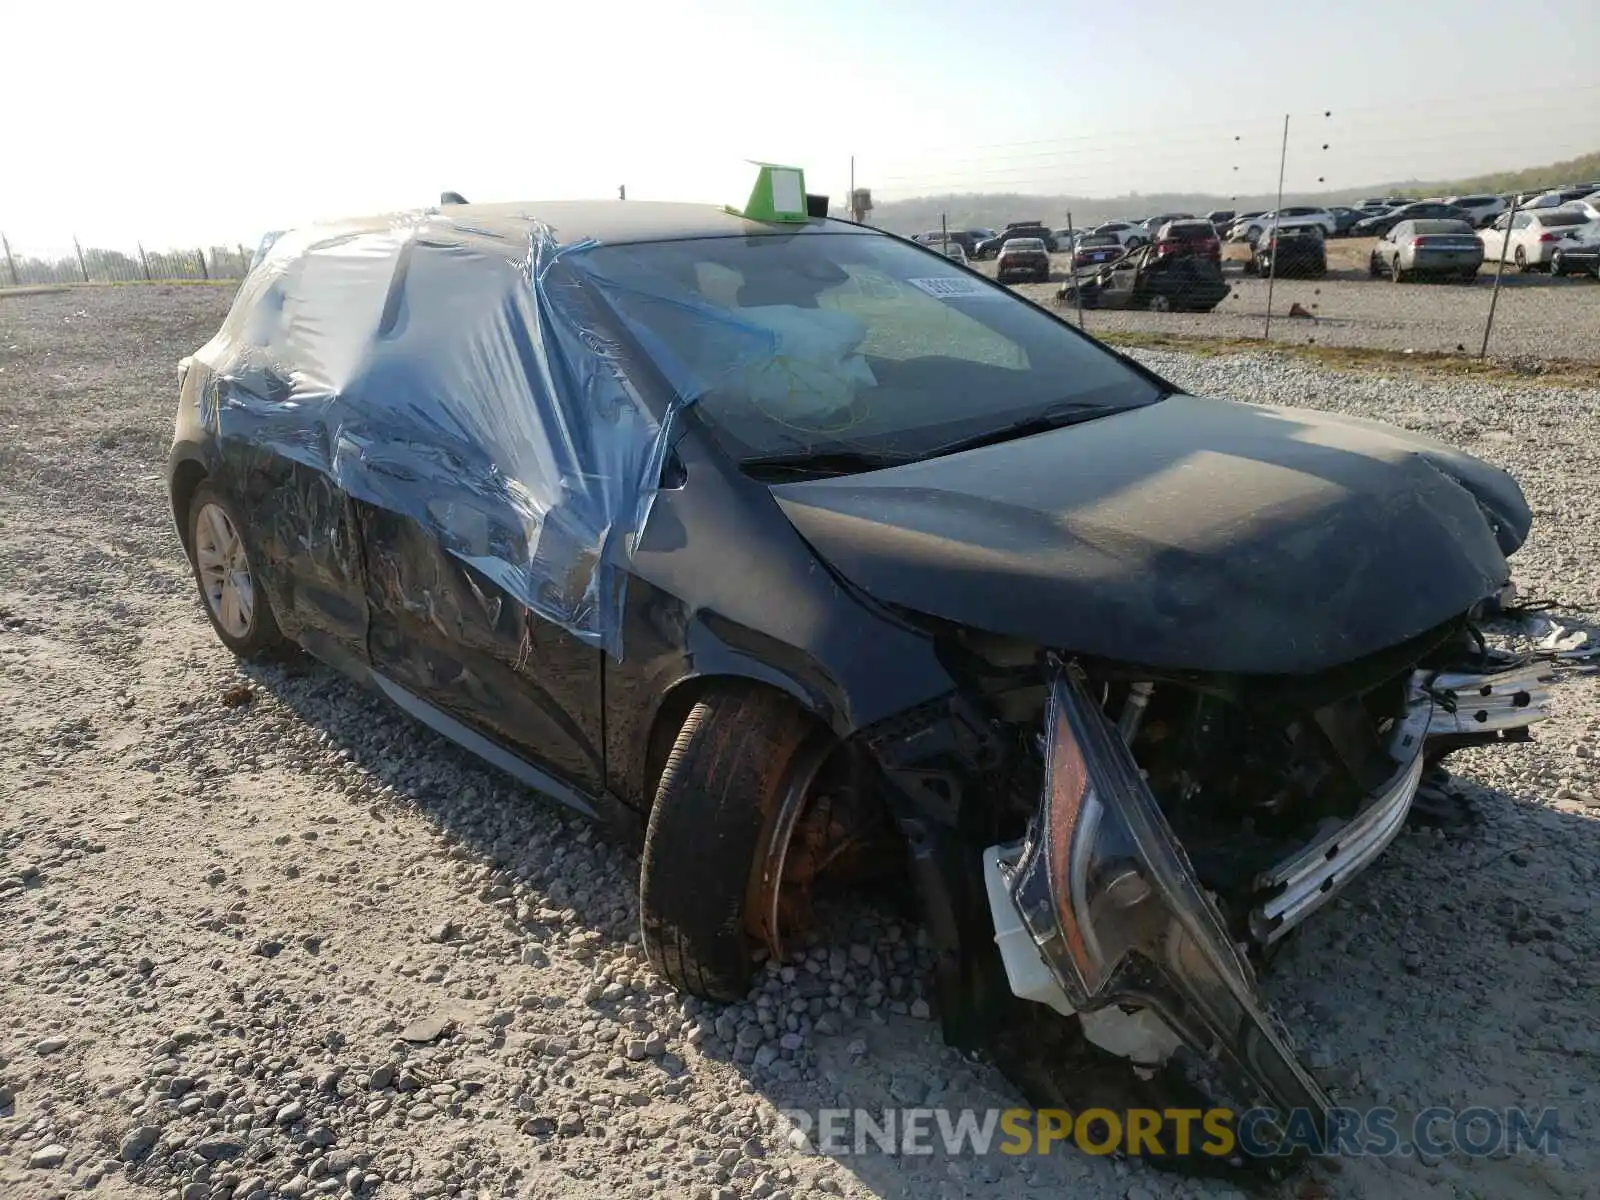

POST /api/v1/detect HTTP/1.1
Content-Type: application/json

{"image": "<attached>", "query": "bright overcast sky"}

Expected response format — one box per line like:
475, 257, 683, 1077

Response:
2, 0, 1596, 252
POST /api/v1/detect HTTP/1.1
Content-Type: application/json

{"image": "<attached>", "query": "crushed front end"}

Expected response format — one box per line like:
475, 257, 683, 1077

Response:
868, 616, 1550, 1167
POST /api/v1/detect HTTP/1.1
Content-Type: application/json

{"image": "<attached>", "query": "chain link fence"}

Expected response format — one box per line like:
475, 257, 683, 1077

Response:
0, 234, 253, 286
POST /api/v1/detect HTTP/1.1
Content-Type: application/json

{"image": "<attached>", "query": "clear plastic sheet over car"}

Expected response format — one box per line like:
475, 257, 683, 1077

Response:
189, 208, 773, 660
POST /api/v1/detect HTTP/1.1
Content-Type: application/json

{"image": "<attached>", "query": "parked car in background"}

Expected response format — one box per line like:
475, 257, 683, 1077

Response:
1072, 232, 1128, 269
1357, 195, 1410, 209
940, 241, 970, 266
1091, 221, 1149, 248
1559, 196, 1600, 223
1481, 208, 1595, 272
1350, 202, 1472, 238
1368, 219, 1484, 282
1230, 207, 1336, 241
995, 237, 1051, 282
1063, 241, 1230, 311
915, 230, 989, 256
1550, 223, 1600, 278
1443, 195, 1508, 228
1138, 212, 1195, 236
976, 225, 1057, 258
1515, 189, 1588, 211
1243, 224, 1326, 278
1153, 219, 1222, 261
1327, 206, 1366, 236
1204, 209, 1236, 232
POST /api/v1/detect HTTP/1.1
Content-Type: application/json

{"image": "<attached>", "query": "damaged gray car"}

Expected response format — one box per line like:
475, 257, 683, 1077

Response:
167, 193, 1550, 1173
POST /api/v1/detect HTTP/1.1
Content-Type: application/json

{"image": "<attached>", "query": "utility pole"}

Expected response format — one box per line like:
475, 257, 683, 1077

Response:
618, 185, 626, 200
849, 156, 857, 222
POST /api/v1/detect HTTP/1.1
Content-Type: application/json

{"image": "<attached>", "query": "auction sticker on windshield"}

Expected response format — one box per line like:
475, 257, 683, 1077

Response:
907, 276, 989, 299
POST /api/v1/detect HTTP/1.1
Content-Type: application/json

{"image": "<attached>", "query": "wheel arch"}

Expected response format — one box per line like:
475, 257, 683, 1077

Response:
169, 453, 210, 553
633, 658, 841, 817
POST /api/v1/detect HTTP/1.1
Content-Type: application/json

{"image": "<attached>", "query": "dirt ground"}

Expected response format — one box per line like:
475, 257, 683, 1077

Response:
2, 284, 1599, 1200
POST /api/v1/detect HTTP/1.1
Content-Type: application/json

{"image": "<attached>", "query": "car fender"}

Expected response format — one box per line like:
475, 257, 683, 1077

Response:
607, 421, 958, 812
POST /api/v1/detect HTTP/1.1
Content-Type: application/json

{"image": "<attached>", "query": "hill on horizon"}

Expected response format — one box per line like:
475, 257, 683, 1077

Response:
847, 149, 1600, 233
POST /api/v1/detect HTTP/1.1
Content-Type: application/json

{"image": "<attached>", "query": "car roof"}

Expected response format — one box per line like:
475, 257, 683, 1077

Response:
290, 200, 870, 251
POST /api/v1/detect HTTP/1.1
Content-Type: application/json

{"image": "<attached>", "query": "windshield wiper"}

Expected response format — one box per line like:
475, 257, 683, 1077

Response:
921, 402, 1126, 459
738, 448, 919, 481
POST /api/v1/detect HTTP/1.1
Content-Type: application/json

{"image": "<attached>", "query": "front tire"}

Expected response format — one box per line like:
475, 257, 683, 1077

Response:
639, 686, 832, 1001
1391, 256, 1407, 283
185, 481, 287, 659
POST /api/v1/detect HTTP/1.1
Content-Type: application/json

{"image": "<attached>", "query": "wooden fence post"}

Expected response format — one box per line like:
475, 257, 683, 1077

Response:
1, 232, 17, 286
74, 236, 90, 282
197, 249, 209, 280
138, 242, 151, 280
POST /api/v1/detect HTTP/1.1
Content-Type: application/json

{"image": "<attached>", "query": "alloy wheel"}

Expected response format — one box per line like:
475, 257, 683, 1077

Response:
193, 502, 255, 639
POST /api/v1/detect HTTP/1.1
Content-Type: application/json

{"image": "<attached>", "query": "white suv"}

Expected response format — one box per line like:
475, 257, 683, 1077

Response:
1232, 206, 1336, 241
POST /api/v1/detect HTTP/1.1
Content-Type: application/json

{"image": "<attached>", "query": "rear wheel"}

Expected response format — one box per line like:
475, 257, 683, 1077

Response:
185, 481, 287, 659
1149, 294, 1173, 313
1514, 245, 1529, 272
1367, 253, 1381, 278
1390, 256, 1407, 283
1550, 251, 1568, 277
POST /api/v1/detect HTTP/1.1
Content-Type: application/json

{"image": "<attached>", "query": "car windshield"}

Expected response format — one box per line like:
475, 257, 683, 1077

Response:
1002, 238, 1045, 250
580, 233, 1164, 465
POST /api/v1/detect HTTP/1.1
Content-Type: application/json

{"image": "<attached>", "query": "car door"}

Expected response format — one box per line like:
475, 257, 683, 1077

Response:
357, 502, 607, 797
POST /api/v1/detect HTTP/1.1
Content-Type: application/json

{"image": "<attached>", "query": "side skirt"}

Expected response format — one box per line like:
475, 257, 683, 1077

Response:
368, 671, 602, 819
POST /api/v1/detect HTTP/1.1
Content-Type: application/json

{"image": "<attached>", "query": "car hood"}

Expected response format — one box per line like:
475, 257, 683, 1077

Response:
771, 394, 1530, 675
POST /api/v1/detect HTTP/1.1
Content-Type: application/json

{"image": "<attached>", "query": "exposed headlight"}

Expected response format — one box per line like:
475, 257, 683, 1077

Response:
1008, 666, 1332, 1129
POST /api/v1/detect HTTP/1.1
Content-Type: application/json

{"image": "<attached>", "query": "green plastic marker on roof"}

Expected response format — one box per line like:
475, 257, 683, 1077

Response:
728, 162, 809, 223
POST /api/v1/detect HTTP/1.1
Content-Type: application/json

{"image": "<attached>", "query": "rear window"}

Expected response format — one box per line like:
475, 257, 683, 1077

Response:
1002, 238, 1045, 250
1163, 222, 1215, 237
1539, 211, 1590, 227
1081, 234, 1122, 247
1454, 196, 1497, 207
1408, 220, 1474, 235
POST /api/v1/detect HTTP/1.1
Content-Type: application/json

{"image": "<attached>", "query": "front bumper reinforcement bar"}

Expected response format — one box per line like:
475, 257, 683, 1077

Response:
1249, 660, 1550, 946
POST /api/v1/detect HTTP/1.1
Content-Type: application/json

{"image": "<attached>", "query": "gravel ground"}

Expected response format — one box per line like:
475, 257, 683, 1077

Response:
2, 285, 1599, 1200
985, 239, 1600, 359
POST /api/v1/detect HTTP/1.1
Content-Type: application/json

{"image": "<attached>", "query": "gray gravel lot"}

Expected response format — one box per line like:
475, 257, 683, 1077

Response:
990, 248, 1600, 359
2, 285, 1599, 1200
